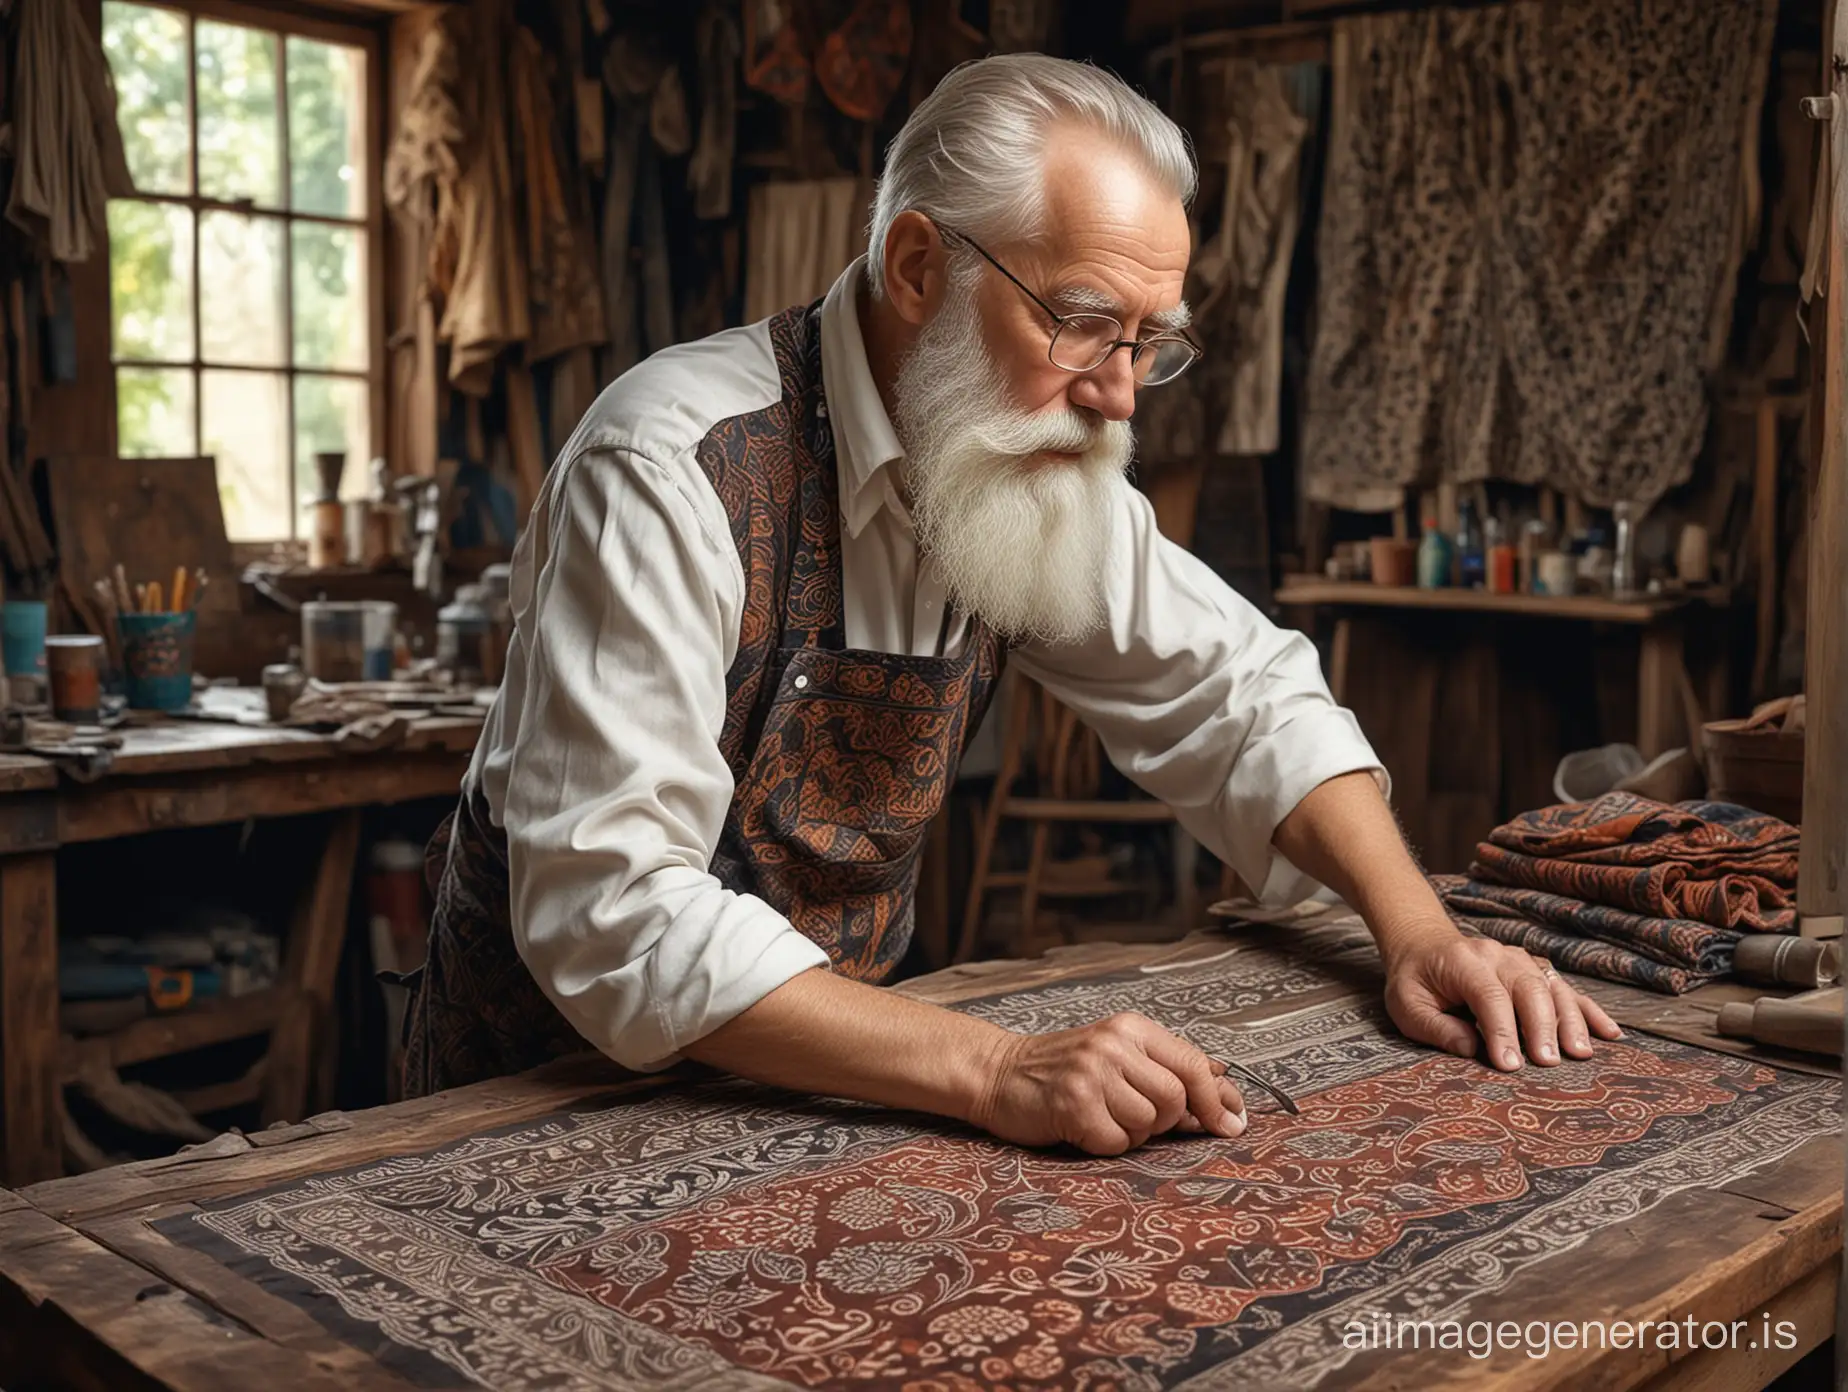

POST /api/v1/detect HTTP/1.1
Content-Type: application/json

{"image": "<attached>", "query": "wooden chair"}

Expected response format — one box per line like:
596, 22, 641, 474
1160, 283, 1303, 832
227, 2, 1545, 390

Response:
955, 674, 1203, 962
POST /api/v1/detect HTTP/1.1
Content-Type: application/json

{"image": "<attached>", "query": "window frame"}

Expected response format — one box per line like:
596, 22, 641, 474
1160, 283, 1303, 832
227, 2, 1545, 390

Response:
105, 0, 387, 543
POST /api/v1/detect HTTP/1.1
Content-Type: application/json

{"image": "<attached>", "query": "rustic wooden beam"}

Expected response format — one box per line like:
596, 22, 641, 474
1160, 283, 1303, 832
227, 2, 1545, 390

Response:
1798, 18, 1848, 938
0, 854, 58, 1186
262, 811, 364, 1126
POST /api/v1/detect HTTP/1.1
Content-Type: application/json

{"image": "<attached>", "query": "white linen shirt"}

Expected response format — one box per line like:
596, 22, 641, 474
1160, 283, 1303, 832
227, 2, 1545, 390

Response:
468, 257, 1385, 1072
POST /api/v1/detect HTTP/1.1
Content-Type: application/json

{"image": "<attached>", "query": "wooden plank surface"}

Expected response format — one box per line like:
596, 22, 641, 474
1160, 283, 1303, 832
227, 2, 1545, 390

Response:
0, 1202, 370, 1391
53, 750, 468, 845
1275, 579, 1703, 625
0, 853, 60, 1186
2, 925, 1840, 1392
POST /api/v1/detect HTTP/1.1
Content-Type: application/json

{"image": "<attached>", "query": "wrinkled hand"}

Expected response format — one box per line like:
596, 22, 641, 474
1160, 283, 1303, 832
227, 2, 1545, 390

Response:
972, 1013, 1247, 1156
1383, 927, 1623, 1069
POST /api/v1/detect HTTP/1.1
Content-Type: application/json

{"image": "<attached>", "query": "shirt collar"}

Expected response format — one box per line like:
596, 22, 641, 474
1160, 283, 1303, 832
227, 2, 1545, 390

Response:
819, 256, 906, 539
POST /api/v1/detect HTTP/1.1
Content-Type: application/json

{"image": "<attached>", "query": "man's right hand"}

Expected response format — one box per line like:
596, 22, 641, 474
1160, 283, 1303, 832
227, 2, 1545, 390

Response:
969, 1012, 1247, 1155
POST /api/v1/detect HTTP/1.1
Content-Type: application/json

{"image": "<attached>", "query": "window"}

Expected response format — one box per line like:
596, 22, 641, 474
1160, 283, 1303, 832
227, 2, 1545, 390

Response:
102, 0, 381, 542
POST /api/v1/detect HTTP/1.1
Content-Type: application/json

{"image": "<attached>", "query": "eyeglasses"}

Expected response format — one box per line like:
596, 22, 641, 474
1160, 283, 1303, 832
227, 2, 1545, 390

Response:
939, 227, 1203, 388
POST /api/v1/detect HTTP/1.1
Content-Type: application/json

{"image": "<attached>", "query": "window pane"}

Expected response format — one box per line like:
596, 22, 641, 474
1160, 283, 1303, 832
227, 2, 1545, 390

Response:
199, 212, 284, 366
292, 224, 367, 370
287, 38, 367, 218
203, 370, 289, 540
102, 2, 190, 195
108, 202, 193, 361
117, 368, 196, 456
294, 375, 370, 524
196, 21, 280, 207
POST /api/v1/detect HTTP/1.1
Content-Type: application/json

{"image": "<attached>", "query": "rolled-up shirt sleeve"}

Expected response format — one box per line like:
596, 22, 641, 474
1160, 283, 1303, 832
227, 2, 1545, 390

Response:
1012, 483, 1387, 905
500, 446, 828, 1072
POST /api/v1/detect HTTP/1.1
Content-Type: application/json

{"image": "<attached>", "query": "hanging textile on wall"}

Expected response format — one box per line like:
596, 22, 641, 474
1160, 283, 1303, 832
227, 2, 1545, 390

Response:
689, 4, 741, 220
511, 30, 607, 366
1303, 0, 1778, 512
815, 0, 913, 123
744, 177, 867, 323
384, 0, 530, 396
1191, 62, 1310, 458
6, 0, 135, 263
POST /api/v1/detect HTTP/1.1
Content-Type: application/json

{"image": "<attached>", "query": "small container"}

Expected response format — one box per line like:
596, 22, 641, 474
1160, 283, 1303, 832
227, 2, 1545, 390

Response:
1488, 544, 1517, 595
308, 500, 346, 570
1611, 501, 1640, 596
1519, 520, 1548, 593
116, 611, 197, 710
343, 500, 372, 565
2, 599, 47, 702
1416, 523, 1452, 589
1369, 537, 1417, 588
1536, 550, 1574, 597
437, 585, 492, 686
262, 662, 306, 722
45, 634, 104, 723
302, 601, 397, 682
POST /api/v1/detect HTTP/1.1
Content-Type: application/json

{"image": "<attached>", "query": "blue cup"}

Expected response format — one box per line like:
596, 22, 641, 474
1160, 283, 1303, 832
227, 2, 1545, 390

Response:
116, 611, 197, 710
2, 600, 47, 683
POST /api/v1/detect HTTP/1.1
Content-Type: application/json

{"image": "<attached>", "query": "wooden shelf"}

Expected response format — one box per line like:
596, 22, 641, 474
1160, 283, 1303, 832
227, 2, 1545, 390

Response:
59, 988, 288, 1084
1273, 579, 1721, 625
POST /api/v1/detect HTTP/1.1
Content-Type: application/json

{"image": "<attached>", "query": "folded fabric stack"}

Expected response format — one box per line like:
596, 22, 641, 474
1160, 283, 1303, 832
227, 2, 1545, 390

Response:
1432, 793, 1800, 994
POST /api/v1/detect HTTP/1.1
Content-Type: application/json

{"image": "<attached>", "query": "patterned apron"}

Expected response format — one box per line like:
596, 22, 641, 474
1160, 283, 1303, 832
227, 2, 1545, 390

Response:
404, 306, 1005, 1095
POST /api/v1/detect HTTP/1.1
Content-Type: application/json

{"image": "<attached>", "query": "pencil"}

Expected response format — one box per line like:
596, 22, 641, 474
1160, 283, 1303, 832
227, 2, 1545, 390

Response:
170, 566, 187, 613
113, 564, 132, 613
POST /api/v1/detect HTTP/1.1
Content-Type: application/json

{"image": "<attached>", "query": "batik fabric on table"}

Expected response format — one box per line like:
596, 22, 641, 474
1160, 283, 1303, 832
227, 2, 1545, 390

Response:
1434, 875, 1739, 994
1435, 793, 1799, 994
161, 923, 1837, 1391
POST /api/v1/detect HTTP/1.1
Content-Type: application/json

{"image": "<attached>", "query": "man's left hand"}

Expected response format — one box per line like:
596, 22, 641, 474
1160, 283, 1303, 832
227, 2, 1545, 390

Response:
1381, 928, 1623, 1069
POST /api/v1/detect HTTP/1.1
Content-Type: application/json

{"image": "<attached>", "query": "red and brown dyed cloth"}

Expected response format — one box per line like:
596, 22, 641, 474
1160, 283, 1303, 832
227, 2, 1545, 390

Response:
1435, 793, 1800, 994
155, 926, 1836, 1390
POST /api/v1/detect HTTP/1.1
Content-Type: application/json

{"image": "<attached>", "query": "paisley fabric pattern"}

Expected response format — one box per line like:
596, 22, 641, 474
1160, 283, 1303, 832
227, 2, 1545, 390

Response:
405, 304, 1004, 1095
1435, 874, 1735, 996
1425, 795, 1800, 995
1473, 795, 1799, 933
164, 932, 1838, 1391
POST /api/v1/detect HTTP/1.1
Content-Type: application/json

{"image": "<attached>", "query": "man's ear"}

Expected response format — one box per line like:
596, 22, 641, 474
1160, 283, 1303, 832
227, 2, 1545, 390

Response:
881, 211, 945, 328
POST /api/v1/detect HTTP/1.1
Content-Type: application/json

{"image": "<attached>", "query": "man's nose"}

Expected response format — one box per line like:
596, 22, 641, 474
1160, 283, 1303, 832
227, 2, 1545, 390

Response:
1065, 347, 1137, 422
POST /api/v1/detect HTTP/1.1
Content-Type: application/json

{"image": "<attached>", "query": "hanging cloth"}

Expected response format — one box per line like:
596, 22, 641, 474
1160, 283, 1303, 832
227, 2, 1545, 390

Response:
6, 0, 135, 262
815, 0, 913, 123
1303, 0, 1778, 511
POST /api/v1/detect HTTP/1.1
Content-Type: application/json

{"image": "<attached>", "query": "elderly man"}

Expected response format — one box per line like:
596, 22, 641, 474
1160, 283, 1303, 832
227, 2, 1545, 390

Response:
405, 54, 1619, 1153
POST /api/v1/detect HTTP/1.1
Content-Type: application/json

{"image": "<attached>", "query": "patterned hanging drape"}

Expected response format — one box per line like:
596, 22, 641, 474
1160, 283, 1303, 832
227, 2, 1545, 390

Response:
1303, 0, 1778, 512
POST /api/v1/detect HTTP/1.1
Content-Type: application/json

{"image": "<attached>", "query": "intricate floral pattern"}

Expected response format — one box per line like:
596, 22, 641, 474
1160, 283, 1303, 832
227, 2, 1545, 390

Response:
171, 935, 1836, 1391
1473, 795, 1799, 933
405, 305, 1004, 1093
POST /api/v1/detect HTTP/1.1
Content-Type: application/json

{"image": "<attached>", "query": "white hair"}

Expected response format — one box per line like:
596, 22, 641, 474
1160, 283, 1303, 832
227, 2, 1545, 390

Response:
866, 54, 1196, 297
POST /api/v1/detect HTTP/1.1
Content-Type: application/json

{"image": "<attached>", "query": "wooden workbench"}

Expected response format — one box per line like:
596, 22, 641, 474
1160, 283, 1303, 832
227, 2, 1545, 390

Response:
0, 927, 1836, 1391
0, 718, 478, 1188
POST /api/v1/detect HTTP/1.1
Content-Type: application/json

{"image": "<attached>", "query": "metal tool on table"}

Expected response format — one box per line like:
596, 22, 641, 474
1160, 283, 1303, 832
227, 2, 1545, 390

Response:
1217, 1057, 1299, 1115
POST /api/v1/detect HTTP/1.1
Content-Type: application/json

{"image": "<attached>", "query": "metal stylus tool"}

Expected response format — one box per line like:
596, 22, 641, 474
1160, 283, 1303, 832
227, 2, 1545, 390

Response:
1218, 1057, 1300, 1116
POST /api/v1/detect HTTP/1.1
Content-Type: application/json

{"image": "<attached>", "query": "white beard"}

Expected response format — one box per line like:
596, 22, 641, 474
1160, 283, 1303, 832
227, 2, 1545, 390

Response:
891, 280, 1134, 646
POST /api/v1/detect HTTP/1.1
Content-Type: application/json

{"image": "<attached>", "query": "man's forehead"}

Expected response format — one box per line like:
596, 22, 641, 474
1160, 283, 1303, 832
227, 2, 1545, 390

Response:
1047, 280, 1192, 332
